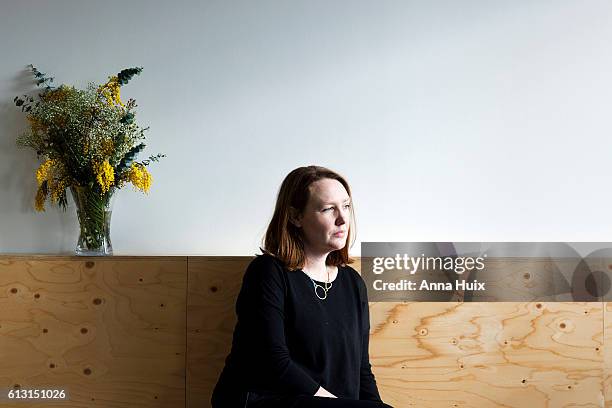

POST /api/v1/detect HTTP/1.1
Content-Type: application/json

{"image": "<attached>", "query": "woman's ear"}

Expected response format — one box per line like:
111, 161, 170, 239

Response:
289, 207, 302, 228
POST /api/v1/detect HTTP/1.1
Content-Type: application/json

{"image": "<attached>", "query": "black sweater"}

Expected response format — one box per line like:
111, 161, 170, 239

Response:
211, 254, 382, 407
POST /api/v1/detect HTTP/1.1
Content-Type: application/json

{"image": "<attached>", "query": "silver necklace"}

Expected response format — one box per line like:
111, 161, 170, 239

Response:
306, 268, 333, 300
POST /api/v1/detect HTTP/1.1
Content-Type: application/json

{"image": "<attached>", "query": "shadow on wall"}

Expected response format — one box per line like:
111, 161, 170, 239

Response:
0, 66, 76, 253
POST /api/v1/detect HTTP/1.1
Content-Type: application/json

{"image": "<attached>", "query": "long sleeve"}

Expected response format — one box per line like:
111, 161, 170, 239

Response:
241, 256, 320, 395
358, 280, 383, 402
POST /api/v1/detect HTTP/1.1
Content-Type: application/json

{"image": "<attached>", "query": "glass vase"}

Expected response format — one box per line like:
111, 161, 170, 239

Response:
70, 185, 116, 256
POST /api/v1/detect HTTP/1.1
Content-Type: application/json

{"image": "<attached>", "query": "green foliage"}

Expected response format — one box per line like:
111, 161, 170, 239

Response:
117, 67, 143, 86
116, 143, 146, 174
13, 64, 165, 212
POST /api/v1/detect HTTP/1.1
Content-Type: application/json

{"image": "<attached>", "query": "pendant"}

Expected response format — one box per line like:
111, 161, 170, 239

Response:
313, 283, 328, 300
311, 280, 332, 300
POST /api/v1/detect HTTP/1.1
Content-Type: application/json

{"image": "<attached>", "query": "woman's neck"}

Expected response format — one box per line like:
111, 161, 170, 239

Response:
302, 252, 336, 281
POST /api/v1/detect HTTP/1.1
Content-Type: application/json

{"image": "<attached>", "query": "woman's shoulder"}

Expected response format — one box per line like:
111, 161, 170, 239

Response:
249, 252, 286, 270
341, 263, 369, 298
342, 263, 365, 282
243, 253, 288, 284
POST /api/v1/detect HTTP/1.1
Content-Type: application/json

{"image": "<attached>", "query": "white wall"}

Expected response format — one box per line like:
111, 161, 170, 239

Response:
1, 0, 611, 255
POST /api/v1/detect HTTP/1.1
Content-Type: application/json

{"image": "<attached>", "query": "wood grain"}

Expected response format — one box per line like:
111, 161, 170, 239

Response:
0, 257, 187, 408
368, 301, 603, 407
186, 256, 251, 408
603, 302, 612, 408
1, 256, 609, 408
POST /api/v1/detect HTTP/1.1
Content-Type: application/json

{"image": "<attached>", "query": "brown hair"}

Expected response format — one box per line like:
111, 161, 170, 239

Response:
260, 165, 356, 270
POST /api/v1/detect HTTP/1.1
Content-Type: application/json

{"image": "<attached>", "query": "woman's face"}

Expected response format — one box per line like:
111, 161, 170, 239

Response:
292, 178, 351, 255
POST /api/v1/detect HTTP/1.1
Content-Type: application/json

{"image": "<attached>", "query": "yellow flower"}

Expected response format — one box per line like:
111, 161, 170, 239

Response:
27, 114, 46, 135
36, 159, 56, 186
97, 76, 124, 107
48, 177, 70, 203
94, 161, 115, 193
101, 138, 114, 157
41, 85, 73, 103
127, 163, 152, 193
34, 184, 47, 212
34, 159, 70, 210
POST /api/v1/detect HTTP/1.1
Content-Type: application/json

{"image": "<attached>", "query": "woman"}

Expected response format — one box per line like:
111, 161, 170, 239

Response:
211, 165, 393, 408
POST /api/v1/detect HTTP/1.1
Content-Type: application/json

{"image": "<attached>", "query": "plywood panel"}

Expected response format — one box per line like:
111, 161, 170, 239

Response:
355, 259, 605, 406
186, 256, 252, 408
369, 302, 603, 408
1, 256, 609, 408
0, 256, 187, 408
603, 302, 612, 407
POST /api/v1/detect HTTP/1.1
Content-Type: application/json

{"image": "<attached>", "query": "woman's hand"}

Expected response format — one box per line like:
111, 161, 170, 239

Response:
314, 386, 337, 398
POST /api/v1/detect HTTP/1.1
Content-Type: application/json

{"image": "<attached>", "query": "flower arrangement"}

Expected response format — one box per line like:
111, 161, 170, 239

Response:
14, 64, 164, 212
14, 64, 165, 254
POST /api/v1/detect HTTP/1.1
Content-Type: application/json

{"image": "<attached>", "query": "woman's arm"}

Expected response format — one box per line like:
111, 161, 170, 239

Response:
240, 256, 321, 395
358, 280, 383, 402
